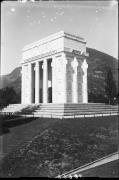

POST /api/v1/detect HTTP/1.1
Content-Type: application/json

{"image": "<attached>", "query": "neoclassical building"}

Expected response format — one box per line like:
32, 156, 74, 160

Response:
21, 31, 88, 104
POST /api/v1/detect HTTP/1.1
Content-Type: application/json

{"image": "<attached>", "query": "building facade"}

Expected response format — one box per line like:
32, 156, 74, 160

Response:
21, 31, 88, 104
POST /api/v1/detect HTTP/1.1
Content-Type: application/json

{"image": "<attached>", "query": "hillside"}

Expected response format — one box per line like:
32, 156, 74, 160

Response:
86, 48, 118, 96
0, 48, 118, 97
0, 67, 21, 94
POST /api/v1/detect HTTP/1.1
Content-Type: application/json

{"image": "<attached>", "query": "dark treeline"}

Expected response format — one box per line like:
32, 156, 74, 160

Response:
0, 87, 21, 109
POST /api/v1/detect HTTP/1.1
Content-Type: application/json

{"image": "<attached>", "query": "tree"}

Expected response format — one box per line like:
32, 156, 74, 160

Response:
105, 69, 117, 104
88, 92, 108, 103
0, 87, 20, 109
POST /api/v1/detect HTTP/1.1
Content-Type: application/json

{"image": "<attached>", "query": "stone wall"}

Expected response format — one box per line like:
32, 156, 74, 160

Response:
52, 53, 67, 103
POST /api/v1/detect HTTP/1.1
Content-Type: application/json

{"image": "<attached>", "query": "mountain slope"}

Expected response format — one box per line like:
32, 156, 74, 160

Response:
0, 67, 21, 93
86, 48, 118, 96
0, 48, 118, 98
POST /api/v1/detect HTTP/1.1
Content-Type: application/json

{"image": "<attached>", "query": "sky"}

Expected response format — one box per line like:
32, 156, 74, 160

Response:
1, 0, 118, 75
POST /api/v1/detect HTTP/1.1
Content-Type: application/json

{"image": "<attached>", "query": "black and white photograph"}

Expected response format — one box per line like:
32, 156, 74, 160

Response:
0, 0, 118, 178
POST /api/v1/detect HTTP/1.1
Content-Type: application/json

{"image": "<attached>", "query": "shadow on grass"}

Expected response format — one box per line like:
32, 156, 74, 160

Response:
0, 127, 10, 135
1, 117, 37, 135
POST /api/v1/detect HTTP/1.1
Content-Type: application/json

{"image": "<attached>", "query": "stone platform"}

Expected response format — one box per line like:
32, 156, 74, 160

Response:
0, 103, 118, 118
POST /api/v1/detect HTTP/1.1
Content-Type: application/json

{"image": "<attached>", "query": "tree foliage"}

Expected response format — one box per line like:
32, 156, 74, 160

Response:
105, 69, 117, 104
0, 87, 21, 109
88, 92, 108, 103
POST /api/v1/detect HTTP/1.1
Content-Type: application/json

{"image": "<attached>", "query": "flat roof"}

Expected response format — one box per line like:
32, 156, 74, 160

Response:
23, 31, 86, 51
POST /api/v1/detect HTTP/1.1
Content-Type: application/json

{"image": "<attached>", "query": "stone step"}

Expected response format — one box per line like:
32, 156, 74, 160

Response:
40, 103, 105, 105
37, 105, 118, 108
34, 110, 118, 116
33, 113, 118, 118
2, 107, 27, 111
33, 114, 118, 118
3, 104, 117, 110
39, 103, 111, 105
38, 104, 118, 106
1, 104, 118, 117
35, 109, 118, 114
36, 106, 118, 111
1, 104, 30, 113
39, 105, 118, 109
35, 106, 118, 110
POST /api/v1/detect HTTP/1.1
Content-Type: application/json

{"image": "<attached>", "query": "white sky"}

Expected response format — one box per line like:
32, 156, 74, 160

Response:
1, 0, 118, 75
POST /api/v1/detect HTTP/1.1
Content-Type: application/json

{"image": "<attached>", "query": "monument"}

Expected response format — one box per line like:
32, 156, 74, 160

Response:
21, 31, 88, 104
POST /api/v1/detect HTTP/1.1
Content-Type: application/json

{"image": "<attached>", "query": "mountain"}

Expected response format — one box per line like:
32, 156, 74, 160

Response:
86, 48, 118, 96
0, 48, 118, 98
0, 67, 21, 94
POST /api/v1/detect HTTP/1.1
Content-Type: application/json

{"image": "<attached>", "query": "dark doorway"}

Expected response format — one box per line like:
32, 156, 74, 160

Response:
39, 61, 43, 103
32, 63, 35, 103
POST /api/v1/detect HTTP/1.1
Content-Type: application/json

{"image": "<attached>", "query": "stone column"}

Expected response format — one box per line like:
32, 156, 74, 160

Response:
28, 63, 32, 104
35, 61, 40, 104
21, 65, 25, 104
72, 57, 78, 103
51, 56, 58, 103
43, 59, 48, 103
62, 53, 67, 103
81, 59, 88, 103
51, 60, 54, 102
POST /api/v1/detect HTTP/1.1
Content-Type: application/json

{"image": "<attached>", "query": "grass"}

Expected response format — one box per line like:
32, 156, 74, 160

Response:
0, 115, 118, 177
0, 115, 59, 154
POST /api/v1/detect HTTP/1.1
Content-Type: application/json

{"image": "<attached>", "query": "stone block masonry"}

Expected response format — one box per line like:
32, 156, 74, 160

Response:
21, 31, 88, 104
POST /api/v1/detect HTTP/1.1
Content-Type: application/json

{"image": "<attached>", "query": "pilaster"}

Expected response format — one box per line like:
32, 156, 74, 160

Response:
35, 61, 40, 103
62, 53, 67, 103
21, 65, 25, 104
28, 63, 32, 104
43, 59, 48, 103
72, 57, 78, 103
52, 53, 67, 103
81, 59, 88, 103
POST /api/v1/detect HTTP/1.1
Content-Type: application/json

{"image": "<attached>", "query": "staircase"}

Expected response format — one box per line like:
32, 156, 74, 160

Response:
0, 103, 118, 118
33, 103, 118, 118
0, 104, 39, 114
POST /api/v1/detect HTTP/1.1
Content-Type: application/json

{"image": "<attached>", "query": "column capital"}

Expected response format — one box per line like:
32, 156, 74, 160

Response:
43, 59, 47, 63
21, 66, 24, 74
72, 57, 78, 68
81, 59, 88, 71
34, 61, 39, 70
42, 59, 47, 69
62, 53, 68, 65
35, 61, 39, 66
28, 63, 32, 66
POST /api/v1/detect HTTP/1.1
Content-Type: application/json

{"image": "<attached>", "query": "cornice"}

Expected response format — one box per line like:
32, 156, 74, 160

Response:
21, 48, 88, 65
21, 50, 60, 64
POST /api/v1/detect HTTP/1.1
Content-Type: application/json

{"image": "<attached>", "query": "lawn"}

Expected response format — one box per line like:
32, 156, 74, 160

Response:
0, 115, 59, 155
0, 115, 118, 177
